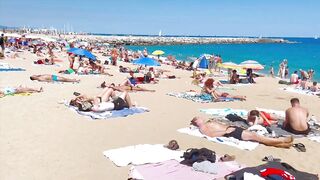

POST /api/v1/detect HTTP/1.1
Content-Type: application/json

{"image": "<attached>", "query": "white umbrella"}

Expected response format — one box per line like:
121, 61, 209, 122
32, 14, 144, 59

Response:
240, 60, 264, 70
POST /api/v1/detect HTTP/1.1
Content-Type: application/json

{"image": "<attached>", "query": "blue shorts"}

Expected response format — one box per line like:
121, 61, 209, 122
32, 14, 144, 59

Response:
52, 75, 59, 81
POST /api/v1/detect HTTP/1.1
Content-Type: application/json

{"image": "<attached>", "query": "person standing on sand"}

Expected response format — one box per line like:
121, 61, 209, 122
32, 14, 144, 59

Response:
0, 34, 5, 56
270, 66, 274, 78
111, 46, 119, 66
284, 98, 310, 135
290, 71, 299, 84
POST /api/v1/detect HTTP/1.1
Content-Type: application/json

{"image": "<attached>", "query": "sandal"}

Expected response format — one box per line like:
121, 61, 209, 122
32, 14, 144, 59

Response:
219, 154, 235, 162
262, 155, 281, 162
293, 143, 306, 152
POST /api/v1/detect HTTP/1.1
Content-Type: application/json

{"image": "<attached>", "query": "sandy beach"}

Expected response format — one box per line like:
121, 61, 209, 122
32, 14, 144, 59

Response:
0, 37, 320, 180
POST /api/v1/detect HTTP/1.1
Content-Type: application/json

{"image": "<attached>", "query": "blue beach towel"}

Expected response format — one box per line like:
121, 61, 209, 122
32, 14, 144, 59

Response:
65, 103, 149, 119
0, 68, 25, 72
167, 92, 236, 103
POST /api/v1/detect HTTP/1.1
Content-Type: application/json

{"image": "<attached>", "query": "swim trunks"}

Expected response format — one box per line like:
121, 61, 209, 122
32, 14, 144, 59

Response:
113, 97, 129, 110
2, 87, 16, 95
283, 124, 310, 135
224, 126, 244, 140
52, 75, 58, 81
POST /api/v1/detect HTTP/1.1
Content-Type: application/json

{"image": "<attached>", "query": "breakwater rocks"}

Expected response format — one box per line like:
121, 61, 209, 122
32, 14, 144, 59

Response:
90, 36, 291, 45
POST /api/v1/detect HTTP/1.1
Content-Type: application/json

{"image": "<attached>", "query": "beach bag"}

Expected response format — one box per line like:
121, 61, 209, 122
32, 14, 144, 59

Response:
78, 101, 93, 111
180, 148, 216, 166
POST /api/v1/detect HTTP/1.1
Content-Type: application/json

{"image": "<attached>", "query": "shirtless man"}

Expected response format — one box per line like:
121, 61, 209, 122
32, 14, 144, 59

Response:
30, 74, 80, 83
284, 98, 310, 135
191, 117, 293, 148
100, 81, 155, 92
0, 86, 43, 97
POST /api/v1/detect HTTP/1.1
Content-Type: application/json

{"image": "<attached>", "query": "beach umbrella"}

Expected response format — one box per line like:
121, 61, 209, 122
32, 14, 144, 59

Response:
198, 55, 209, 69
218, 62, 240, 69
240, 60, 264, 70
67, 48, 96, 60
152, 50, 165, 56
132, 57, 160, 66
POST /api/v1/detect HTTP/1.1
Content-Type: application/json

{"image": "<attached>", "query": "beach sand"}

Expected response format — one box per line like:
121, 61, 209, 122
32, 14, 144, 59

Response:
0, 48, 319, 180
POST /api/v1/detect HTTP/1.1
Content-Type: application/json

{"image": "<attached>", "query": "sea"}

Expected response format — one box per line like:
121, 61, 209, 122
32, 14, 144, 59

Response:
125, 37, 320, 81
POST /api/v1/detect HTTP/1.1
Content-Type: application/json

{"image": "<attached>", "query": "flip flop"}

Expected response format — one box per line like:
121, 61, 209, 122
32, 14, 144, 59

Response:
293, 143, 306, 152
219, 154, 236, 162
262, 155, 281, 162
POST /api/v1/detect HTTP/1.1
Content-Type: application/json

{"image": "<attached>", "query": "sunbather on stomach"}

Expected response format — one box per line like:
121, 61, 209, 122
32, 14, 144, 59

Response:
191, 116, 293, 148
247, 110, 279, 126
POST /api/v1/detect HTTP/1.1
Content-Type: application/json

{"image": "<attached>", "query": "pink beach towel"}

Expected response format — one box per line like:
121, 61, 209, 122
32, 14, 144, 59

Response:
131, 159, 244, 180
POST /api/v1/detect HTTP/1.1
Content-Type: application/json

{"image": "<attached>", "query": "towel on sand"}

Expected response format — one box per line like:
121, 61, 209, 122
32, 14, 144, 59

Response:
103, 144, 184, 167
167, 92, 236, 103
200, 108, 248, 117
0, 92, 31, 98
0, 62, 25, 71
281, 87, 320, 96
309, 136, 320, 143
128, 159, 244, 180
177, 127, 259, 151
65, 103, 149, 119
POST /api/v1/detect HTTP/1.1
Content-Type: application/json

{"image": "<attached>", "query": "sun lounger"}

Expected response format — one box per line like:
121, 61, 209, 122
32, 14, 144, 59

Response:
65, 103, 149, 119
177, 127, 259, 151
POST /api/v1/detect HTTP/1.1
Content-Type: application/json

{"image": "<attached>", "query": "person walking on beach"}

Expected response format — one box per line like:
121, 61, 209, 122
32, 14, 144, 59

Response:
111, 46, 119, 66
284, 98, 310, 135
0, 34, 5, 56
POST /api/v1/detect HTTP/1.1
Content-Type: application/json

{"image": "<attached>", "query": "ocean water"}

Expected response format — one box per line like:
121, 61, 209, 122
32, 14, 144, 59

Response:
127, 38, 320, 81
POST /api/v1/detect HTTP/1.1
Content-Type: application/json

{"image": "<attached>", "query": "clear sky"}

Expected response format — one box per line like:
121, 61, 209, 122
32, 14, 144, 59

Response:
1, 0, 319, 37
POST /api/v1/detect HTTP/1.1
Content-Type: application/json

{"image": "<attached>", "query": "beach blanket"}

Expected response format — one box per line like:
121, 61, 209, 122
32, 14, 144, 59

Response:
167, 92, 236, 103
177, 127, 259, 151
128, 159, 244, 180
103, 144, 184, 167
0, 92, 31, 98
219, 80, 252, 86
281, 87, 320, 96
0, 68, 25, 71
308, 136, 320, 143
0, 62, 25, 71
65, 103, 149, 119
200, 108, 248, 117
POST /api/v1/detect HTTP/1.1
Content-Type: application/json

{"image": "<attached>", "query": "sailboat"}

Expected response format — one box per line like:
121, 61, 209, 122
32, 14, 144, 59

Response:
158, 30, 162, 37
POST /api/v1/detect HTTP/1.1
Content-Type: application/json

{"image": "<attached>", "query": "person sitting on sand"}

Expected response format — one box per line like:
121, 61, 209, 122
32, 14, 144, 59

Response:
34, 57, 55, 65
201, 78, 246, 101
284, 98, 310, 135
247, 110, 279, 126
290, 71, 299, 84
230, 70, 240, 84
0, 86, 43, 97
100, 81, 155, 92
309, 82, 320, 92
30, 74, 80, 83
191, 116, 293, 148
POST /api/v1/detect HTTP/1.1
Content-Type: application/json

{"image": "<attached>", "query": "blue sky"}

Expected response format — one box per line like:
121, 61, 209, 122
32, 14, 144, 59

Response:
1, 0, 319, 37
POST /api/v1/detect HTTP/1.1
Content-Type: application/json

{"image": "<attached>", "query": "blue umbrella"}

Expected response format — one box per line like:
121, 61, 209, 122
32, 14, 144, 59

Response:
132, 57, 160, 66
67, 48, 96, 60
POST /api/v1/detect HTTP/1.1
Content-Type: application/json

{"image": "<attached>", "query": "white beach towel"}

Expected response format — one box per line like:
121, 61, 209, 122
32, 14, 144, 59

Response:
103, 144, 184, 167
177, 127, 259, 151
281, 87, 320, 96
200, 108, 248, 117
308, 136, 320, 143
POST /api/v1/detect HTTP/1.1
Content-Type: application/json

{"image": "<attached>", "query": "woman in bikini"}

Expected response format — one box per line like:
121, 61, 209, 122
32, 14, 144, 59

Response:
247, 110, 279, 126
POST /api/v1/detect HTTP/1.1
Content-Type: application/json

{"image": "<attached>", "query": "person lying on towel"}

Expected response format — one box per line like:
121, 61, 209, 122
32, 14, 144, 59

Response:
247, 110, 280, 126
190, 116, 293, 148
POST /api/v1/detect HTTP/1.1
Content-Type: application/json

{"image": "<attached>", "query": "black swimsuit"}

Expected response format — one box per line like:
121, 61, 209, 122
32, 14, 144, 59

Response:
224, 126, 244, 140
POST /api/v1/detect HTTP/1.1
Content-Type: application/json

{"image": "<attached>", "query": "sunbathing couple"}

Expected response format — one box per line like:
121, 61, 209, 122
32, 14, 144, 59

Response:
30, 74, 80, 83
247, 98, 310, 135
201, 78, 246, 101
70, 85, 133, 112
0, 86, 43, 97
100, 80, 155, 92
